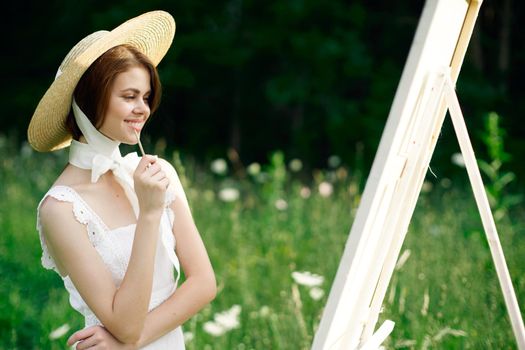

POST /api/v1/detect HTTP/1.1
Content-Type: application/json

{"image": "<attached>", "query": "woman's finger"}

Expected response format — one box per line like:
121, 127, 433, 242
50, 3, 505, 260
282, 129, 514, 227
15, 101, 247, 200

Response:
75, 335, 99, 350
67, 326, 97, 346
143, 162, 162, 175
159, 177, 170, 189
137, 154, 158, 172
150, 170, 167, 182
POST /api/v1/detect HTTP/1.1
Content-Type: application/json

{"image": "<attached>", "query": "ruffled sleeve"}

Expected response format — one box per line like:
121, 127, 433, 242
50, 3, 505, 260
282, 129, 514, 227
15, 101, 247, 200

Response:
36, 205, 58, 272
36, 186, 105, 273
159, 158, 192, 228
160, 159, 190, 208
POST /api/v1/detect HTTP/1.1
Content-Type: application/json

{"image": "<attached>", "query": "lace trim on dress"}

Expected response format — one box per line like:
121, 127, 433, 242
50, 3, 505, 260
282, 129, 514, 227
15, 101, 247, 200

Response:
37, 186, 125, 272
37, 185, 179, 273
37, 186, 106, 272
36, 210, 56, 272
85, 313, 103, 327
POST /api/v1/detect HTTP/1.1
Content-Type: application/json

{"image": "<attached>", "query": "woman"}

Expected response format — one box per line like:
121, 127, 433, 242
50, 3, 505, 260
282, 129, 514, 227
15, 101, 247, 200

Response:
28, 11, 216, 349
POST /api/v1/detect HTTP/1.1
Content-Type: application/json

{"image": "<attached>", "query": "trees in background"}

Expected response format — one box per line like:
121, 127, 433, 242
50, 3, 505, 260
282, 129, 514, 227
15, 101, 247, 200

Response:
4, 0, 524, 183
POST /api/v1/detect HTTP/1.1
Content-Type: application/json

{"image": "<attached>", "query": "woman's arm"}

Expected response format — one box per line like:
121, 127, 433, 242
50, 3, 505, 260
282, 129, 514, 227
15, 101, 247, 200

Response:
135, 159, 216, 346
136, 188, 217, 347
66, 182, 216, 348
67, 159, 216, 348
67, 196, 216, 348
42, 155, 168, 344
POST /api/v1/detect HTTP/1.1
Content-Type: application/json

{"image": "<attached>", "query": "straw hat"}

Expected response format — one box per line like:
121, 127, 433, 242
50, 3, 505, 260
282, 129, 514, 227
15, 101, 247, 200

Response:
28, 10, 176, 152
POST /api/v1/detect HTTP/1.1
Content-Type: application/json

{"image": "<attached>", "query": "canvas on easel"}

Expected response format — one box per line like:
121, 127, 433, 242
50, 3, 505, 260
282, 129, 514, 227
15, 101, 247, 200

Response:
311, 0, 525, 349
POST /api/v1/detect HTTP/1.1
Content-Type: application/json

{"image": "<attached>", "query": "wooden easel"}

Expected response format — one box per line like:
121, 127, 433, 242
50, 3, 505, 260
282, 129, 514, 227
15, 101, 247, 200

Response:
311, 1, 525, 349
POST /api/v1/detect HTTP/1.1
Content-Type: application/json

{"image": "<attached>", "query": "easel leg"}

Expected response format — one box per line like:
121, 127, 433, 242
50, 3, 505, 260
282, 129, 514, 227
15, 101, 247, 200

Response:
444, 76, 525, 350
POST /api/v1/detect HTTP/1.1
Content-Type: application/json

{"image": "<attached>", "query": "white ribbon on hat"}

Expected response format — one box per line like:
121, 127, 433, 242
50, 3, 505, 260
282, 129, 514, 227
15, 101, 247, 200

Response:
68, 99, 180, 285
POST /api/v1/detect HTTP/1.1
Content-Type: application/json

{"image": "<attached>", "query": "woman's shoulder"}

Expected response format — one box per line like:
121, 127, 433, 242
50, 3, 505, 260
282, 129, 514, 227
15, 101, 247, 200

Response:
157, 157, 185, 186
38, 188, 83, 239
38, 184, 96, 241
157, 157, 177, 174
39, 166, 93, 221
39, 185, 81, 219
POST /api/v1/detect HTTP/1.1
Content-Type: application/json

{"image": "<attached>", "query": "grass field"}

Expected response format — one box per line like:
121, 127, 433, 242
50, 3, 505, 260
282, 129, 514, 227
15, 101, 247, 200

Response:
1, 136, 524, 349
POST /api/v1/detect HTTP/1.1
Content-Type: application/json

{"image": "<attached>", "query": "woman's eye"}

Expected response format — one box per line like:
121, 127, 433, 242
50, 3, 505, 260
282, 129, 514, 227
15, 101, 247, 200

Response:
124, 95, 135, 100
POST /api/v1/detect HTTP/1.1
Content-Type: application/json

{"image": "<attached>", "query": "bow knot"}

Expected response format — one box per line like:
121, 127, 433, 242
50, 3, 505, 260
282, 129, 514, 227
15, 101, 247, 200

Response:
91, 154, 120, 183
90, 152, 140, 183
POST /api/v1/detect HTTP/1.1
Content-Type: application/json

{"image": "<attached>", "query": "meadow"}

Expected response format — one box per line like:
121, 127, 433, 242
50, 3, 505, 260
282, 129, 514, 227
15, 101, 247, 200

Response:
1, 135, 524, 349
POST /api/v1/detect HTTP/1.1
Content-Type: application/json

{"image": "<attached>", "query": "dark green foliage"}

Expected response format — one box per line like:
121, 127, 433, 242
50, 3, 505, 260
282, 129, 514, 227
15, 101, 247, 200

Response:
3, 0, 525, 186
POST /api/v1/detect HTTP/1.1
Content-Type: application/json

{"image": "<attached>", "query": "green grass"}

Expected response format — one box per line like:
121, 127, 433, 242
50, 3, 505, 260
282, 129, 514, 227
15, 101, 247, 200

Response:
1, 137, 524, 349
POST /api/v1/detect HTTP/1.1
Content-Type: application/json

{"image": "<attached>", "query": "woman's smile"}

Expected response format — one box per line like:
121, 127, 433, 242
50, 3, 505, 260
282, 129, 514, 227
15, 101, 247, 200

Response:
124, 119, 145, 132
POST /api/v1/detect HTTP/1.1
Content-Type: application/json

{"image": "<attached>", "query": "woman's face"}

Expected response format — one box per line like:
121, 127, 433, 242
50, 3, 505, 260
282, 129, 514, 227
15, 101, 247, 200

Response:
98, 66, 151, 144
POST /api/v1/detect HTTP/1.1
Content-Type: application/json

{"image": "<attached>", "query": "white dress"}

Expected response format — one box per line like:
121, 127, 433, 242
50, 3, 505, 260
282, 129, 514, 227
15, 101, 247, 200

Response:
36, 185, 185, 349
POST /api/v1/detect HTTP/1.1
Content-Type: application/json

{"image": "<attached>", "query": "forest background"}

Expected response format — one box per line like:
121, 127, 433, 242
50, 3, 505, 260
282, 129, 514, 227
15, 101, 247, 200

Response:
3, 0, 524, 188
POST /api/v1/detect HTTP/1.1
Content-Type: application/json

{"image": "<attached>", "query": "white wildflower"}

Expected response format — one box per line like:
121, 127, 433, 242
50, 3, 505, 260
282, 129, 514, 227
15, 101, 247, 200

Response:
289, 158, 303, 172
309, 287, 325, 301
328, 155, 341, 168
451, 153, 465, 168
203, 321, 226, 337
318, 182, 333, 197
275, 199, 288, 211
211, 158, 228, 175
218, 188, 239, 202
49, 323, 70, 340
203, 305, 242, 337
214, 304, 241, 330
183, 331, 194, 342
247, 162, 261, 176
291, 271, 324, 287
300, 186, 311, 199
259, 306, 270, 317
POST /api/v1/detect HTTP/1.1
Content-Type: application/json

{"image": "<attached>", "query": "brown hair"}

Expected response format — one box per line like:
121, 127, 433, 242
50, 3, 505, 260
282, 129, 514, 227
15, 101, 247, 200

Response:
66, 44, 162, 140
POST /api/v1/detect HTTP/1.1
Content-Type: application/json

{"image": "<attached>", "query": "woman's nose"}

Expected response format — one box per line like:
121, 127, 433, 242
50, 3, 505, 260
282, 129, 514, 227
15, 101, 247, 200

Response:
133, 99, 150, 115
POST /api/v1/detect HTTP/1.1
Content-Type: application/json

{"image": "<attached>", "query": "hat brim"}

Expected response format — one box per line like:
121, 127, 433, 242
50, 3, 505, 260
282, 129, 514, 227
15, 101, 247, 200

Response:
28, 11, 175, 152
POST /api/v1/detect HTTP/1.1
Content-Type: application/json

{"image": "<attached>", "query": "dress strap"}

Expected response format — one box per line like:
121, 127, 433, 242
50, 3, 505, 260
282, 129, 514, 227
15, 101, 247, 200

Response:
36, 186, 106, 272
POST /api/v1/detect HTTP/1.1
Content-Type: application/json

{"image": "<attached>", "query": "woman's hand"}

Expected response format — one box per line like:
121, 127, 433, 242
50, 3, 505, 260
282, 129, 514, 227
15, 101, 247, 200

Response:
67, 326, 138, 350
133, 155, 170, 215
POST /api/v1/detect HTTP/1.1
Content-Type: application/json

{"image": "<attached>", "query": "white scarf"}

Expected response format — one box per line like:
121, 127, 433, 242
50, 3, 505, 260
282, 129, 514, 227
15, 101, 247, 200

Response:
68, 99, 180, 285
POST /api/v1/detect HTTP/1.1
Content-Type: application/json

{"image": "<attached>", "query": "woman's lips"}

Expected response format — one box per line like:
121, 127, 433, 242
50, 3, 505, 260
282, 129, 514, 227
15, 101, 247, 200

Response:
125, 120, 144, 131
